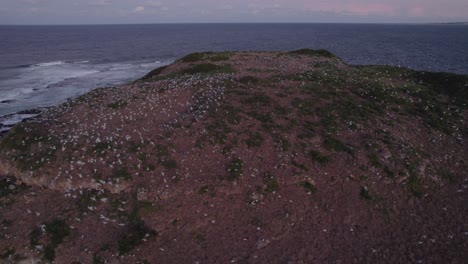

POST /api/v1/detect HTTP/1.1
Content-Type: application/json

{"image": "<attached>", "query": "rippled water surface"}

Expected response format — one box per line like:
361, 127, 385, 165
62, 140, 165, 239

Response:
1, 23, 467, 129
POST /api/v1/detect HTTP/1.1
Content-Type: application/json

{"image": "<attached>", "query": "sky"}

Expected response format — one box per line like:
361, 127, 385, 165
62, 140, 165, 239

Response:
0, 0, 467, 25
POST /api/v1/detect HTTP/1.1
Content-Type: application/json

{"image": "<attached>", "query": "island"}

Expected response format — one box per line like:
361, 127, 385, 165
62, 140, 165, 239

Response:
1, 50, 467, 263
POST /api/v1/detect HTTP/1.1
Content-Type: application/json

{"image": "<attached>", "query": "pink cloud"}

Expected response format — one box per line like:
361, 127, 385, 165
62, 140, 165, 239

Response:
303, 1, 396, 16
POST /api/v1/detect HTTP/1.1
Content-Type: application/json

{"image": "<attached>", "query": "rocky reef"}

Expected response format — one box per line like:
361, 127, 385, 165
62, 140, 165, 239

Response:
0, 50, 466, 263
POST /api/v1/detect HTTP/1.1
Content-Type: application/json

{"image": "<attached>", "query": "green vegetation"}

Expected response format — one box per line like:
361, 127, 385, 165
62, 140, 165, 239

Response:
406, 164, 424, 198
0, 125, 58, 172
140, 65, 168, 80
239, 76, 260, 84
112, 167, 133, 181
360, 186, 373, 201
118, 198, 157, 255
93, 142, 111, 153
178, 52, 231, 62
194, 232, 207, 247
440, 169, 456, 183
1, 247, 15, 259
160, 159, 177, 169
324, 137, 352, 154
0, 126, 45, 152
0, 176, 21, 198
43, 219, 71, 262
245, 132, 264, 148
182, 63, 235, 75
411, 71, 468, 106
301, 181, 318, 194
227, 158, 244, 181
199, 185, 216, 197
242, 93, 272, 106
368, 153, 383, 168
93, 254, 105, 264
289, 49, 337, 58
107, 100, 128, 109
310, 150, 330, 164
155, 144, 177, 169
263, 174, 280, 194
291, 160, 308, 171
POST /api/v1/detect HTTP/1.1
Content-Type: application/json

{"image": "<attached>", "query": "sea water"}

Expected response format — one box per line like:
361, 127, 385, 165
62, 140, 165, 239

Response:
1, 23, 467, 131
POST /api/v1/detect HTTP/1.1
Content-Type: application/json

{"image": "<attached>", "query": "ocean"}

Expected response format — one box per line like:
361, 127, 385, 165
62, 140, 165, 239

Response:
1, 23, 467, 132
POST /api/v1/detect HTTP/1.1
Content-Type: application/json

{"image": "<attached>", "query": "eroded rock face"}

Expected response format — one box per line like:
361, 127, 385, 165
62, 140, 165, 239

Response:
0, 50, 467, 263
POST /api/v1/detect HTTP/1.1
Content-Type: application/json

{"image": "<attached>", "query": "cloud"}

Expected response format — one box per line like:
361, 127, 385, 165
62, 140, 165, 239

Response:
133, 6, 145, 13
89, 0, 111, 6
1, 0, 468, 24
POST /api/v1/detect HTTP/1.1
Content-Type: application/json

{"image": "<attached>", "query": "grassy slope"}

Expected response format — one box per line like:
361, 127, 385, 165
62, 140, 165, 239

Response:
0, 50, 467, 263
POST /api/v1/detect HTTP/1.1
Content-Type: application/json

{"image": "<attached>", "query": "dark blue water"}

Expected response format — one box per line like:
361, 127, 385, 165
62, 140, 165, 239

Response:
1, 23, 468, 130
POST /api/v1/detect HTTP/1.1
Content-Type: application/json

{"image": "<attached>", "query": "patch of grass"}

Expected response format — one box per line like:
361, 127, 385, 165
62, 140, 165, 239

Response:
0, 125, 45, 152
194, 232, 207, 247
310, 150, 330, 164
118, 218, 156, 255
276, 136, 290, 151
1, 247, 15, 259
93, 254, 105, 264
242, 93, 272, 106
178, 52, 231, 63
239, 76, 260, 84
324, 137, 352, 154
112, 167, 133, 181
0, 176, 20, 198
156, 144, 170, 157
291, 98, 314, 116
128, 142, 142, 153
144, 163, 156, 171
360, 186, 373, 201
29, 227, 41, 248
178, 52, 206, 62
301, 181, 317, 194
206, 119, 231, 145
245, 132, 264, 148
440, 169, 455, 183
291, 160, 308, 171
384, 166, 395, 178
118, 198, 157, 255
93, 142, 111, 153
43, 219, 71, 262
160, 159, 177, 169
411, 71, 468, 106
263, 174, 279, 194
107, 100, 128, 109
289, 49, 337, 58
209, 53, 231, 61
368, 153, 382, 168
227, 158, 244, 181
182, 63, 235, 75
199, 185, 216, 197
247, 111, 273, 123
140, 65, 168, 80
223, 105, 242, 125
406, 164, 423, 198
1, 126, 59, 172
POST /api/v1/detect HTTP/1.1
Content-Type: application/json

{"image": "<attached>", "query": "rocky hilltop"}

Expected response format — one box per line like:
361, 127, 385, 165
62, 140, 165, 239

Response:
0, 50, 467, 263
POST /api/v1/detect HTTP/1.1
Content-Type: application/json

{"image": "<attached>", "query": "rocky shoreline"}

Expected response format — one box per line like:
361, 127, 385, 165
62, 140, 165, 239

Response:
0, 50, 467, 263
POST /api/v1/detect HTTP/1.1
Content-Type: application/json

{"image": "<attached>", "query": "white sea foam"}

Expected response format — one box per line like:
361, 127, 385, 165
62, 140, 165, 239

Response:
0, 113, 40, 133
74, 60, 90, 64
0, 58, 172, 124
33, 61, 67, 67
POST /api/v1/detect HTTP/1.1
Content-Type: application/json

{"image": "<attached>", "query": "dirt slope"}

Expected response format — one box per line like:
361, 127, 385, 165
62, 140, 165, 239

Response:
0, 50, 467, 263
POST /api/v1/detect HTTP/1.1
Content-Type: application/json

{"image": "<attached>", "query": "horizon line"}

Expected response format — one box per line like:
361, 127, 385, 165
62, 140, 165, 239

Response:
1, 21, 467, 26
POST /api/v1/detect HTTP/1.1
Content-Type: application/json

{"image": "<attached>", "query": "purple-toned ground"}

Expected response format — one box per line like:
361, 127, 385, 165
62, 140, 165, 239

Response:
0, 50, 467, 263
